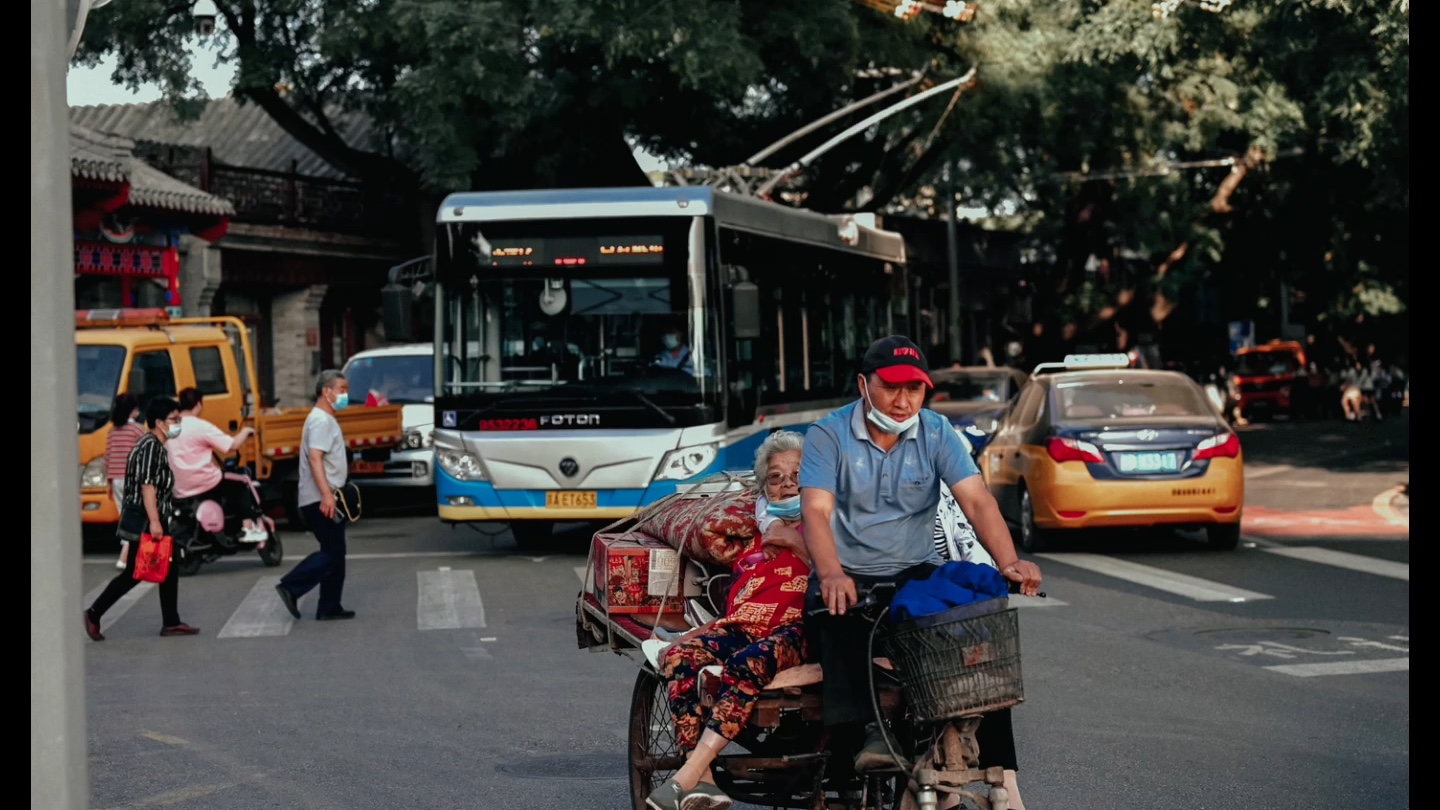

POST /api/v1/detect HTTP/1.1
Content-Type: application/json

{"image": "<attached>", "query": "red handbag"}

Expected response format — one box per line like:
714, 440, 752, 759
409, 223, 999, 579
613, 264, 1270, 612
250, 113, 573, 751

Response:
133, 532, 173, 583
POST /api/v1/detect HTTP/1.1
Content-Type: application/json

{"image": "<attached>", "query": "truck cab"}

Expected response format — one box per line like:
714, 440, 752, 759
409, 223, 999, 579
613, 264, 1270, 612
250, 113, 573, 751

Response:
1230, 339, 1308, 421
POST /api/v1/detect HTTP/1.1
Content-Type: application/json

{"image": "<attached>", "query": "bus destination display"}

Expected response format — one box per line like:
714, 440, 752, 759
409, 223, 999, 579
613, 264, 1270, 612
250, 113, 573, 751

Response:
486, 236, 665, 267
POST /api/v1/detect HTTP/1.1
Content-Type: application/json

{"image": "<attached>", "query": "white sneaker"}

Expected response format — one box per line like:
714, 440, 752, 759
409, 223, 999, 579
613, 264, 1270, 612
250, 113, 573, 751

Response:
115, 558, 127, 570
240, 526, 269, 543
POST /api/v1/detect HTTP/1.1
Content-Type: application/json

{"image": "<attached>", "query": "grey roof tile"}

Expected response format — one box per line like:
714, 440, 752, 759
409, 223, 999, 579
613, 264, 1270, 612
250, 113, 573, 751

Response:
71, 122, 235, 218
69, 96, 379, 180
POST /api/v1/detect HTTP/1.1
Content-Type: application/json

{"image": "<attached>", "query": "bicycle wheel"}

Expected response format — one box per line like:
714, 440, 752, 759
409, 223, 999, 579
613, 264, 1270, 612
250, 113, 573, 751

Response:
628, 668, 683, 810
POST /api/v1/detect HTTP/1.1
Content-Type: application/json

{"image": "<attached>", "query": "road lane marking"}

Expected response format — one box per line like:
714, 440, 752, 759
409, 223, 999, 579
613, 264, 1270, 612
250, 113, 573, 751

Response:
1261, 546, 1408, 581
1264, 658, 1409, 677
95, 781, 240, 809
1034, 553, 1273, 602
82, 581, 156, 633
417, 569, 487, 630
140, 730, 189, 746
575, 566, 588, 585
217, 576, 296, 639
1372, 485, 1408, 526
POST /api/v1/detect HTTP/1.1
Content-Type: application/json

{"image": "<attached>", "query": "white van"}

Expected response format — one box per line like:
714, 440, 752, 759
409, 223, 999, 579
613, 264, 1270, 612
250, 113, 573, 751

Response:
341, 343, 435, 489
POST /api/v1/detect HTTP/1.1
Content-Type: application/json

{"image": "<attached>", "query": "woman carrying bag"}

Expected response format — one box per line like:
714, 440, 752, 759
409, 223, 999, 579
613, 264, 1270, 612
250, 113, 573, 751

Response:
83, 397, 201, 641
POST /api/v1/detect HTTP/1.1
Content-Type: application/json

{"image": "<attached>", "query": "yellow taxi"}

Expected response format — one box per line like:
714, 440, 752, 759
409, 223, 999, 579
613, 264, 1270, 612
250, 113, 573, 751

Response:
978, 354, 1244, 551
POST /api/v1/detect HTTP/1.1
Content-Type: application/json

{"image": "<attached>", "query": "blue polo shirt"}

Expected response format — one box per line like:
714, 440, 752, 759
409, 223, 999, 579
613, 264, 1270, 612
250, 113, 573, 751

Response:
799, 401, 980, 576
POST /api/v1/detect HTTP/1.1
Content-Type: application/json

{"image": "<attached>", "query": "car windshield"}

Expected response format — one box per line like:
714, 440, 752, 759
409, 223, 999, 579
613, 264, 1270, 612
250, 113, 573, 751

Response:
343, 354, 435, 404
76, 344, 126, 434
1234, 350, 1301, 376
933, 373, 1011, 403
1054, 379, 1212, 420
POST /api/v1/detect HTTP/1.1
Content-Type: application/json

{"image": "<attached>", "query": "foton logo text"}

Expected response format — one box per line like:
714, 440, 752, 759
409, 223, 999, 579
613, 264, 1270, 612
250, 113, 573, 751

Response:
539, 414, 602, 427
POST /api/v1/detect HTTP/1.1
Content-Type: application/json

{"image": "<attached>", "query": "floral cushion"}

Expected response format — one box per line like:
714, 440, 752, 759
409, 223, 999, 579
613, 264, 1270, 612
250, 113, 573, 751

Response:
637, 489, 762, 567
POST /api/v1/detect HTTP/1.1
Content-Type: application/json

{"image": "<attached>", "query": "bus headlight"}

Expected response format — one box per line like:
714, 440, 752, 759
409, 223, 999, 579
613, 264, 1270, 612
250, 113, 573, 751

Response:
655, 443, 719, 481
81, 457, 107, 489
437, 449, 487, 481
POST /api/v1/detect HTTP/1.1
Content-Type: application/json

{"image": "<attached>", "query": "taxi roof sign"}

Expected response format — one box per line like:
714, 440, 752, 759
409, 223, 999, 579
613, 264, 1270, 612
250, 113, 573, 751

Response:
1032, 353, 1132, 375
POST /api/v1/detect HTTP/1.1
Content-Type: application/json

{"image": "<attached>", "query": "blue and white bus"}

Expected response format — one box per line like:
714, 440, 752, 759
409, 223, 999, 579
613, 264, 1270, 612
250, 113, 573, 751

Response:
428, 186, 910, 543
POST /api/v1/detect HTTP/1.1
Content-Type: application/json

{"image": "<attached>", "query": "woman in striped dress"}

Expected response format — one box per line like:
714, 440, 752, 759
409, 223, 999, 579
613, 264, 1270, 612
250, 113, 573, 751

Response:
104, 394, 146, 569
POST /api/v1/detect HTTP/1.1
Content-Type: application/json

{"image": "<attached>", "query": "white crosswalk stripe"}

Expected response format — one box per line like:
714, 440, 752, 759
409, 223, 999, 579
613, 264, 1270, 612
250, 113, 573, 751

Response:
217, 576, 295, 639
417, 567, 487, 630
1033, 553, 1273, 602
1261, 546, 1408, 581
82, 580, 155, 633
1265, 658, 1409, 677
86, 541, 1403, 646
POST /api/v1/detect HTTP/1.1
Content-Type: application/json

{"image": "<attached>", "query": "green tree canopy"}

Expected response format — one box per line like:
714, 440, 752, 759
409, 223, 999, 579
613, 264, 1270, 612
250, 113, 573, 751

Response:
75, 0, 1407, 349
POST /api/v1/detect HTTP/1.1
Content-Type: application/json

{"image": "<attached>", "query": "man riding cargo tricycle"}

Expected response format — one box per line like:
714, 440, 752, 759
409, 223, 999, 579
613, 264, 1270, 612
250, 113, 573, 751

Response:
576, 336, 1044, 810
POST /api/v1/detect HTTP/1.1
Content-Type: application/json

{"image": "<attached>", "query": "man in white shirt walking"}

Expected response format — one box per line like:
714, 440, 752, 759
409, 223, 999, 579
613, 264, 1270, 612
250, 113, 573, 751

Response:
275, 370, 356, 621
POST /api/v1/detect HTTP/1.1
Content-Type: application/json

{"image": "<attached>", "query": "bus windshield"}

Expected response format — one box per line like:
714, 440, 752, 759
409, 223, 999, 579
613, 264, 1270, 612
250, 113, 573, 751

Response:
434, 218, 721, 427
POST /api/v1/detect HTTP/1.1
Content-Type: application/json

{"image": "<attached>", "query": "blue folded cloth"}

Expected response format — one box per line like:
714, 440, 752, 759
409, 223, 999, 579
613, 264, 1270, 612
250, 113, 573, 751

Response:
891, 561, 1010, 622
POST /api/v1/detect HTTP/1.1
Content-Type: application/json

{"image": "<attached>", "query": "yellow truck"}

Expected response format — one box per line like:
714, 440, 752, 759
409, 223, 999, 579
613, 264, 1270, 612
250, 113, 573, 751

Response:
76, 308, 404, 528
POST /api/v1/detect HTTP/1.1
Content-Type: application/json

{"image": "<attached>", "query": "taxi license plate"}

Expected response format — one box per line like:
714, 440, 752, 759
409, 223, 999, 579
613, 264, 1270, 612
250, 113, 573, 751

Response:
546, 491, 597, 509
349, 460, 385, 475
1118, 452, 1180, 473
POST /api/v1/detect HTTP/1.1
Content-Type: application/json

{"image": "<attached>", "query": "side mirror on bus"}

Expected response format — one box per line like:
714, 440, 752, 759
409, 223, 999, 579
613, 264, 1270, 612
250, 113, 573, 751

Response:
381, 283, 415, 343
730, 282, 761, 340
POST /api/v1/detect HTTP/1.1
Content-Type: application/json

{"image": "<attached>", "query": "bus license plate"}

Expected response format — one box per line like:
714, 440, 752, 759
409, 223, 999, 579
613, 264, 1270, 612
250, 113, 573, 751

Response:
350, 460, 385, 475
1118, 452, 1180, 473
546, 491, 597, 509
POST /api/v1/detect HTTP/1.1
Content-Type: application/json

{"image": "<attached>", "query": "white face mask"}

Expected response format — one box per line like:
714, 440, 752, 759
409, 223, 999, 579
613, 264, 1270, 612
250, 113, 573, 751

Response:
862, 379, 919, 435
165, 424, 182, 439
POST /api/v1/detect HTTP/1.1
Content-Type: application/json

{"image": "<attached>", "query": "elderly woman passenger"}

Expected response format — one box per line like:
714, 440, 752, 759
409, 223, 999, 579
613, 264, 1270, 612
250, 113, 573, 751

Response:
648, 430, 810, 810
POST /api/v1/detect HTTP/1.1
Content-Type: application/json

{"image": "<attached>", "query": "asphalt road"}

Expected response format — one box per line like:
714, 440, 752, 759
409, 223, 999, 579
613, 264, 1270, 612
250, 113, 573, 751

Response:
77, 414, 1408, 810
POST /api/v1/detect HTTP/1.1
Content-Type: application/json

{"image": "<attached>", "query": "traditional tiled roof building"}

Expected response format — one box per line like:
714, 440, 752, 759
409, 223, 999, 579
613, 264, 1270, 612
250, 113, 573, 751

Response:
70, 98, 419, 410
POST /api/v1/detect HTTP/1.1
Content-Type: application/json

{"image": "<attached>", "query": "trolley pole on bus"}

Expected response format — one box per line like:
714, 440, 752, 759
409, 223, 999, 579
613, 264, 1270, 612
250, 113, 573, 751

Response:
33, 0, 90, 807
944, 166, 963, 365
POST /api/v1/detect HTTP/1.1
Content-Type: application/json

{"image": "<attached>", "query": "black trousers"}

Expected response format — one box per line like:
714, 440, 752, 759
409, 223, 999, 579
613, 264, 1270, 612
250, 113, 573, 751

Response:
804, 562, 1020, 771
89, 532, 182, 628
278, 503, 347, 616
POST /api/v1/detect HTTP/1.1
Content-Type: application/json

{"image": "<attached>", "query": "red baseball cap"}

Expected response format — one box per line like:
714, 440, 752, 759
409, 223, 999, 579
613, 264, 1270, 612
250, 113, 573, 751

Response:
861, 336, 933, 388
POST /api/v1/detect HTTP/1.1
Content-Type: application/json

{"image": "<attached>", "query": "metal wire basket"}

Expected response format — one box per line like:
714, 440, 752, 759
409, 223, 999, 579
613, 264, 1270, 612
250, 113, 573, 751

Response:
880, 597, 1024, 723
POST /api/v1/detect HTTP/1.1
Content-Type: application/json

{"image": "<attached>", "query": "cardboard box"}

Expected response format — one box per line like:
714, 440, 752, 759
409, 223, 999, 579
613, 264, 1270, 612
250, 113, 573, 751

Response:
591, 531, 700, 615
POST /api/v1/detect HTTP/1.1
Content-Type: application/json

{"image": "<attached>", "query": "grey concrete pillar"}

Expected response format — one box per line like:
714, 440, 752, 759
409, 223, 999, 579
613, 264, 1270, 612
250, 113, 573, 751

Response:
177, 233, 223, 317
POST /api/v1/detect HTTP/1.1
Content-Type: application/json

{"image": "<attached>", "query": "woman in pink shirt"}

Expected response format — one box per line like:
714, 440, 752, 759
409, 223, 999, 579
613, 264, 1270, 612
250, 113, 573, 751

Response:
169, 388, 266, 541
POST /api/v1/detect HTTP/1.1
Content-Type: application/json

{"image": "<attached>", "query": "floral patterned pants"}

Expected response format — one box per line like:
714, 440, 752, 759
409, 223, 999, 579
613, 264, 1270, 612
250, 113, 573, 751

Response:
660, 622, 808, 750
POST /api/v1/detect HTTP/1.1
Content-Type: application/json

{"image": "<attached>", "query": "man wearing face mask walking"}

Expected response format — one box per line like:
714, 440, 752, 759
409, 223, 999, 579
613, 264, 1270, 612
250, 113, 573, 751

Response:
275, 370, 357, 621
799, 336, 1043, 807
